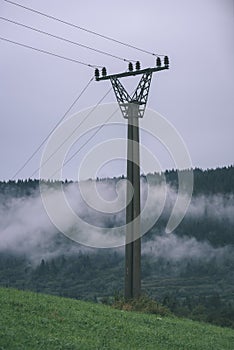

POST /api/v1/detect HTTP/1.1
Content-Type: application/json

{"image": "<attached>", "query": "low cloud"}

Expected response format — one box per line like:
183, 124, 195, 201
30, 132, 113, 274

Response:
142, 233, 231, 262
0, 180, 233, 262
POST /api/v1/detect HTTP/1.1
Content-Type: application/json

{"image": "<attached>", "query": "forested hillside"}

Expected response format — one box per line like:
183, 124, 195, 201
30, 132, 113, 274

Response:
0, 166, 234, 328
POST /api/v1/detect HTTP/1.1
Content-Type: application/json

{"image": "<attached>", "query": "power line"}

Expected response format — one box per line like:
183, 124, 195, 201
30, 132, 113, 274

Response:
0, 36, 102, 68
50, 108, 119, 179
0, 16, 135, 63
30, 87, 113, 178
51, 86, 136, 178
3, 0, 164, 57
11, 77, 94, 180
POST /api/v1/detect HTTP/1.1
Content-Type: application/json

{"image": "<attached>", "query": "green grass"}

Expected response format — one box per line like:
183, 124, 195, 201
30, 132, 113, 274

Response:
0, 288, 233, 350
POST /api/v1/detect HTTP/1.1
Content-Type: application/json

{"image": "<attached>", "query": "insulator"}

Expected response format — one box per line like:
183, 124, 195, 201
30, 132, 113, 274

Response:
102, 67, 107, 76
164, 56, 169, 67
128, 62, 133, 71
95, 68, 100, 79
135, 61, 141, 70
156, 57, 161, 67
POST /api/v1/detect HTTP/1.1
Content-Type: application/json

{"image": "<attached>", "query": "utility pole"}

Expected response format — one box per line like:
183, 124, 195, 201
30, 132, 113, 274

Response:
95, 57, 169, 299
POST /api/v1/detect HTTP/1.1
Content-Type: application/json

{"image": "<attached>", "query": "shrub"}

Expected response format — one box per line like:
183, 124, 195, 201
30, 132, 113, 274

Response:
112, 294, 171, 316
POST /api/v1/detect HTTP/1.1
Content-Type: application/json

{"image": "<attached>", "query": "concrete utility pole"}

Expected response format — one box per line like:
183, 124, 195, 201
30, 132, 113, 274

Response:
95, 57, 169, 299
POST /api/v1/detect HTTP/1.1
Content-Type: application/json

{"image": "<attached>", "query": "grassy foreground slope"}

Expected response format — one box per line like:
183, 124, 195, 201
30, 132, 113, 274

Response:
0, 288, 233, 350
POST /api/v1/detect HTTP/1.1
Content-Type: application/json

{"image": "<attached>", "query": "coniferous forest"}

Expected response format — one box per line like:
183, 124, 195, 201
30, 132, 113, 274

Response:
0, 166, 234, 328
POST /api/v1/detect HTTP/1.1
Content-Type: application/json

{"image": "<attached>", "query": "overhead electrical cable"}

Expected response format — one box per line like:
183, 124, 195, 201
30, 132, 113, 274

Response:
11, 77, 94, 180
3, 0, 164, 57
0, 16, 135, 63
29, 87, 113, 178
50, 86, 136, 179
0, 37, 102, 68
50, 107, 120, 179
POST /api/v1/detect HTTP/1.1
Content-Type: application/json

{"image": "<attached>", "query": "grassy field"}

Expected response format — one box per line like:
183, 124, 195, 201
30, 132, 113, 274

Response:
0, 288, 233, 350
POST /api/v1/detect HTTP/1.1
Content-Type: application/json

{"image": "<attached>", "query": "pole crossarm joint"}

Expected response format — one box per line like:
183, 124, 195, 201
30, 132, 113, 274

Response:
96, 63, 169, 119
110, 72, 153, 119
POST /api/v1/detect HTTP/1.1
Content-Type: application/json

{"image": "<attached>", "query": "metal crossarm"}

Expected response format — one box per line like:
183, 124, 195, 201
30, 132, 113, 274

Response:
110, 77, 131, 103
110, 77, 131, 118
131, 72, 153, 118
132, 73, 152, 103
96, 65, 168, 81
110, 72, 153, 119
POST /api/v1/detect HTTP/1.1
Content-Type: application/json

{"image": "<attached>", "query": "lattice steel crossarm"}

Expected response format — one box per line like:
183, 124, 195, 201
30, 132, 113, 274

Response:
131, 72, 153, 118
110, 77, 131, 118
110, 72, 153, 119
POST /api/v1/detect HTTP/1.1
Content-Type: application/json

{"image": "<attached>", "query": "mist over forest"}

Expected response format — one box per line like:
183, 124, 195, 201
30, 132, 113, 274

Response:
0, 166, 234, 327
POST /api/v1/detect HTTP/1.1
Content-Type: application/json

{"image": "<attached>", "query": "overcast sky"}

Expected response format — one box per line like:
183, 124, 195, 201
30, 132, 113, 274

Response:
0, 0, 234, 181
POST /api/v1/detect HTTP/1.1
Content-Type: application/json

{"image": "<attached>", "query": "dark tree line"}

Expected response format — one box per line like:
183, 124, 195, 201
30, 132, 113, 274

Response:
0, 165, 233, 197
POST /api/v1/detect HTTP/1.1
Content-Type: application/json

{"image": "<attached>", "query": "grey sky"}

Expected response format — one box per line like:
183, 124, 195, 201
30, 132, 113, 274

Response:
0, 0, 234, 180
